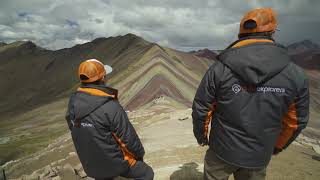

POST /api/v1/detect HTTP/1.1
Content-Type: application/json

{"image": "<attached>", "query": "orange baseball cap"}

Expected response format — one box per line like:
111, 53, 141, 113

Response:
239, 8, 277, 35
78, 59, 113, 83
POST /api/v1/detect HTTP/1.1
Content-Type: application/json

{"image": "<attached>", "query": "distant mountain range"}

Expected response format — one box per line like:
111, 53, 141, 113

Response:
189, 48, 219, 60
0, 36, 319, 118
0, 42, 7, 47
288, 40, 320, 54
287, 40, 320, 70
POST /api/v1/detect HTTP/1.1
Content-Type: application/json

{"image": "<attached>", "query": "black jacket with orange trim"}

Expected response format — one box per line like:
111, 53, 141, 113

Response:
192, 37, 309, 168
65, 84, 145, 179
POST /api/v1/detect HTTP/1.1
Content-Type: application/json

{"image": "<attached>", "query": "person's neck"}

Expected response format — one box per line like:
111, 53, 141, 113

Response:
81, 83, 105, 88
225, 34, 275, 50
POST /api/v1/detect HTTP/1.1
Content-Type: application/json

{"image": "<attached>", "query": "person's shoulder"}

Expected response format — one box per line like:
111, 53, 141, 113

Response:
208, 60, 225, 72
102, 99, 124, 112
284, 62, 308, 90
206, 59, 230, 80
286, 62, 307, 78
67, 92, 78, 104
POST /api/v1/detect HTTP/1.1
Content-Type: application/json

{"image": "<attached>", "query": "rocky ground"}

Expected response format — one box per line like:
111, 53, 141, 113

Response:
1, 99, 320, 180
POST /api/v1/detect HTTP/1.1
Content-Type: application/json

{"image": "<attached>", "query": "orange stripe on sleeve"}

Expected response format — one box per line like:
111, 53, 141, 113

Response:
203, 110, 213, 139
276, 103, 298, 149
112, 132, 137, 167
203, 102, 217, 139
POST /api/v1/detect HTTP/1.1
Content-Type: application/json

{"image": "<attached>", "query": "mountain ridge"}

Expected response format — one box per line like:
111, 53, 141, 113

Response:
0, 36, 318, 115
0, 34, 158, 117
190, 48, 218, 60
288, 39, 320, 54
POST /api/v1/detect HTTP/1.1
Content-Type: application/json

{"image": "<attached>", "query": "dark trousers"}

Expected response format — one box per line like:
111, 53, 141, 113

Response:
204, 149, 266, 180
96, 161, 154, 180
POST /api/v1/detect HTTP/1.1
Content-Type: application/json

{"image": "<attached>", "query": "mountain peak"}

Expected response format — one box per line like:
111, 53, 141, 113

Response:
0, 42, 7, 47
299, 40, 319, 48
91, 37, 108, 44
9, 41, 38, 49
0, 41, 43, 60
89, 34, 149, 48
288, 39, 320, 70
123, 33, 138, 38
190, 48, 217, 60
121, 33, 149, 44
288, 40, 320, 54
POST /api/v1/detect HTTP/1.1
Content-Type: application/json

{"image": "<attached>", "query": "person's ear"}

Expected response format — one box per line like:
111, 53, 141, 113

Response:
271, 32, 276, 40
102, 75, 107, 83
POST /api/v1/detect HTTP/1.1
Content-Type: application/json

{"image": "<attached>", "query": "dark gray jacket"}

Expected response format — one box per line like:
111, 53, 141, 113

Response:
66, 84, 144, 179
192, 40, 309, 168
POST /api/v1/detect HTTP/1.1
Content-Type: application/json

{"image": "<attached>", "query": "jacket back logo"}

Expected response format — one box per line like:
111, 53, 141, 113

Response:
232, 84, 286, 94
71, 120, 94, 128
232, 84, 242, 94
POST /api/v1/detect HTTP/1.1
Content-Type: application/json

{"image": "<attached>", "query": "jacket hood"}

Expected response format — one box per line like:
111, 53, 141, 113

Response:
218, 43, 291, 85
68, 84, 116, 120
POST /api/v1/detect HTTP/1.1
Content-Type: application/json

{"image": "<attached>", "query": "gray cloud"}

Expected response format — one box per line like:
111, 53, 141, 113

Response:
0, 0, 319, 51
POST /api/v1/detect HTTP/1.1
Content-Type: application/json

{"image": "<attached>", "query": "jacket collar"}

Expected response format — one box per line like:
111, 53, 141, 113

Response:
79, 84, 118, 99
231, 39, 274, 48
226, 35, 275, 50
217, 42, 290, 85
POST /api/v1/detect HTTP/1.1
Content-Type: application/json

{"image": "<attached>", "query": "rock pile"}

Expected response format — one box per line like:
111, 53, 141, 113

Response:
16, 163, 87, 180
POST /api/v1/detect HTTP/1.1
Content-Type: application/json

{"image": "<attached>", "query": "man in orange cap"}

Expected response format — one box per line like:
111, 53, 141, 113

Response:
192, 8, 309, 180
66, 59, 154, 180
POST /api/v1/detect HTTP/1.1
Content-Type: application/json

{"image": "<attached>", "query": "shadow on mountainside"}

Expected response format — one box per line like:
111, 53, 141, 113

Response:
170, 162, 203, 180
312, 155, 320, 162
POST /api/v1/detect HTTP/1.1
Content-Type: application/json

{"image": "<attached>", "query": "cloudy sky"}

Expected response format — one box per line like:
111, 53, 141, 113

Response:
0, 0, 319, 51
